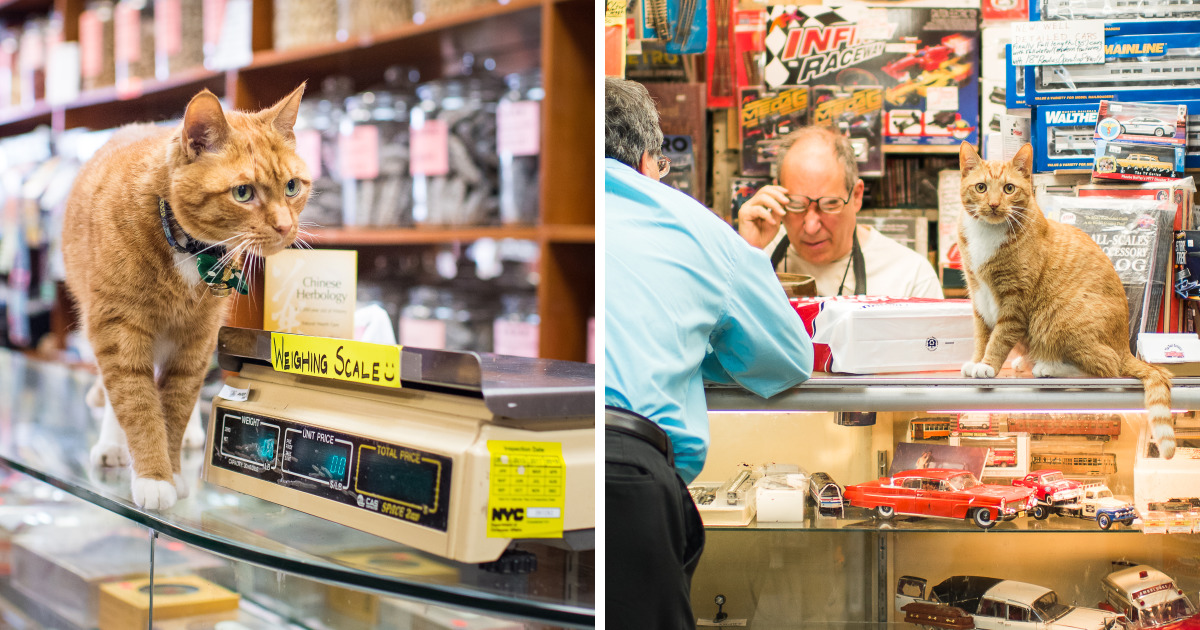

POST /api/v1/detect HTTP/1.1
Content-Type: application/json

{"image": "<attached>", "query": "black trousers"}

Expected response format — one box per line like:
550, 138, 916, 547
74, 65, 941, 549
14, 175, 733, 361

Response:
605, 425, 705, 629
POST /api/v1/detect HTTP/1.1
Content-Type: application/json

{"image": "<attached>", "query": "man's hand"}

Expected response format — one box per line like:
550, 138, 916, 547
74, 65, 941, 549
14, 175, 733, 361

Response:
737, 184, 790, 250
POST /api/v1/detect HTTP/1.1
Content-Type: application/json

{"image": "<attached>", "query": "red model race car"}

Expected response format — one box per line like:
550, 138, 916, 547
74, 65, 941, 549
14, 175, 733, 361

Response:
843, 468, 1036, 529
1012, 469, 1083, 507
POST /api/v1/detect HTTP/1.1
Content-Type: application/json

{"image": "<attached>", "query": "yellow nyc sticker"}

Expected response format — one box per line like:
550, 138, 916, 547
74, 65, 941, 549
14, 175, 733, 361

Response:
270, 333, 401, 388
486, 441, 566, 538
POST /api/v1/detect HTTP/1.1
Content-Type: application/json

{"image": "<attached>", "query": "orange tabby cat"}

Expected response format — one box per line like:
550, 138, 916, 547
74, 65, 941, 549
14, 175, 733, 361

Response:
62, 85, 310, 509
958, 142, 1175, 458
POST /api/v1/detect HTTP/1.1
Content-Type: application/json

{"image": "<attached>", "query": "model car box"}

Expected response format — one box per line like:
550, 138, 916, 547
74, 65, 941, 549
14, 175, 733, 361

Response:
1036, 101, 1200, 172
1007, 29, 1200, 108
1093, 101, 1187, 182
791, 296, 975, 373
762, 4, 979, 146
811, 85, 884, 178
740, 86, 810, 176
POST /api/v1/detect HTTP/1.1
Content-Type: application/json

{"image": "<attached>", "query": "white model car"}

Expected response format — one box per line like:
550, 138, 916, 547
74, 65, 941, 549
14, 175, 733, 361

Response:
1133, 428, 1200, 513
897, 575, 1128, 629
1121, 116, 1175, 137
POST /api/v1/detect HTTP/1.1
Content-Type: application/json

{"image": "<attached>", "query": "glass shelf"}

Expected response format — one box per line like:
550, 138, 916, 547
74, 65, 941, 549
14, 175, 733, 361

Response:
708, 507, 1147, 533
0, 351, 594, 628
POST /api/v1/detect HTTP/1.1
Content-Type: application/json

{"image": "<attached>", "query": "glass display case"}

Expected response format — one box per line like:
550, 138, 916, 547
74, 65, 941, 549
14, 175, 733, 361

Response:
0, 349, 594, 629
693, 374, 1200, 628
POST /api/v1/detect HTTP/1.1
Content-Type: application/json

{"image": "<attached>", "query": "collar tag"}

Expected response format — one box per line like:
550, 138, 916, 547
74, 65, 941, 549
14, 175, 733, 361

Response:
196, 253, 249, 297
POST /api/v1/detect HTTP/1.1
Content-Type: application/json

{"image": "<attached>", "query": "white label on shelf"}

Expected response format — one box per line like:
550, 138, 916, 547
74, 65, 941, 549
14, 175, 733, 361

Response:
498, 100, 540, 157
217, 384, 249, 402
399, 317, 447, 350
46, 43, 80, 106
1011, 20, 1104, 66
493, 320, 539, 358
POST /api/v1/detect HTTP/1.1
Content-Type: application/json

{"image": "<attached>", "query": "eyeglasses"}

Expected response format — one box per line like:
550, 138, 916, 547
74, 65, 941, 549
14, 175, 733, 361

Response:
656, 155, 671, 177
784, 194, 851, 214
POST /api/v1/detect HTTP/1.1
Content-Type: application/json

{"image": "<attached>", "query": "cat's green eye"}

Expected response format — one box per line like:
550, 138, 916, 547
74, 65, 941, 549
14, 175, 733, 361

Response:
1003, 183, 1016, 194
285, 178, 300, 198
974, 183, 986, 193
232, 185, 255, 203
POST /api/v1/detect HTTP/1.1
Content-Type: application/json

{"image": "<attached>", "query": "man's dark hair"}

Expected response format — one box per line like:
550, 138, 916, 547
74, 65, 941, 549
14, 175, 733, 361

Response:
605, 77, 664, 169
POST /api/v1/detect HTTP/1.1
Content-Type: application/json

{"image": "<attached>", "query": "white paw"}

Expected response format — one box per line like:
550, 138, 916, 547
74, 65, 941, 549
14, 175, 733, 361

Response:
173, 473, 190, 500
131, 477, 178, 511
182, 405, 205, 450
961, 362, 996, 378
90, 440, 130, 468
1032, 360, 1084, 378
1012, 356, 1025, 373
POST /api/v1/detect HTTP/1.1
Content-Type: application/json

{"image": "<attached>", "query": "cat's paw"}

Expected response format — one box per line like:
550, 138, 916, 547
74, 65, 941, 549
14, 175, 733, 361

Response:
131, 477, 178, 511
182, 405, 205, 450
1011, 356, 1026, 373
173, 473, 190, 500
961, 362, 996, 378
90, 440, 130, 468
1032, 360, 1085, 378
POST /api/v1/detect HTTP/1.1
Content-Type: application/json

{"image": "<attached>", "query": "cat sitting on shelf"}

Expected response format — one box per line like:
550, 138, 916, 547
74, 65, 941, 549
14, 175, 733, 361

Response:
62, 84, 311, 510
957, 141, 1175, 459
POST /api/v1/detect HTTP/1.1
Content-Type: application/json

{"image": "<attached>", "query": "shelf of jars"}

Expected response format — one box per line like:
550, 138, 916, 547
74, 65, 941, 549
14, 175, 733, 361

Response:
0, 349, 596, 628
307, 226, 542, 246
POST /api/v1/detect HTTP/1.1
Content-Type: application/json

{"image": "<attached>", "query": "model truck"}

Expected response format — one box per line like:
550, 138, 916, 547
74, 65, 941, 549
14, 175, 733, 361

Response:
1035, 482, 1137, 529
896, 575, 1129, 629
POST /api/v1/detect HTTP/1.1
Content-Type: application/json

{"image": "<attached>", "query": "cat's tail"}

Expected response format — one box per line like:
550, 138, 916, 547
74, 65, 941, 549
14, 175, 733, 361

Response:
1121, 354, 1175, 459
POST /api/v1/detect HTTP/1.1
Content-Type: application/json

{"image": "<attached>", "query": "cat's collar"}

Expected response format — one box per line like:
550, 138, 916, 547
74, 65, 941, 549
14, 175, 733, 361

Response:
158, 198, 248, 298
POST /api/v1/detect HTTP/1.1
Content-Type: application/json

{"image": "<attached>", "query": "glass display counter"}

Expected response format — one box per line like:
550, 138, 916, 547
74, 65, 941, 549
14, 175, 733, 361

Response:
0, 350, 594, 629
693, 373, 1200, 628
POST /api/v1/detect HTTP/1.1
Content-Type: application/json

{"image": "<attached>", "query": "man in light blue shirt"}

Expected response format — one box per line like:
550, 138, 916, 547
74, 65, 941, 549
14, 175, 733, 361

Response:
605, 76, 814, 628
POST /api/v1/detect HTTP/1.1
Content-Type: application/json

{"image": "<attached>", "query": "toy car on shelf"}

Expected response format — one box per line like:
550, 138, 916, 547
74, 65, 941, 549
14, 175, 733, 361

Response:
842, 468, 1036, 529
1100, 564, 1200, 629
1013, 470, 1083, 507
1120, 116, 1175, 137
808, 471, 845, 517
1028, 482, 1136, 529
1115, 153, 1173, 174
897, 575, 1130, 630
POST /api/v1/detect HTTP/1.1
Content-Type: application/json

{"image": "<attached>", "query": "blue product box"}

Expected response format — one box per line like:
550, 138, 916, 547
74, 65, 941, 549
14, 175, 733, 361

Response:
1007, 29, 1200, 108
1035, 101, 1200, 172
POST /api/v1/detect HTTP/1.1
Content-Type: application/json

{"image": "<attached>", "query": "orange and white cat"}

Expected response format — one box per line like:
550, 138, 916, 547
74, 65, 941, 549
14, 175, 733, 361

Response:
958, 142, 1175, 458
62, 85, 311, 509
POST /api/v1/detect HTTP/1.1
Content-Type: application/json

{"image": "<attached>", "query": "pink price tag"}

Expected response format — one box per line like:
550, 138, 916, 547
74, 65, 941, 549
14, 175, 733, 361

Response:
497, 101, 541, 157
399, 318, 447, 350
155, 0, 183, 57
296, 129, 322, 179
410, 119, 449, 176
203, 0, 226, 47
338, 125, 379, 180
115, 3, 141, 64
587, 317, 596, 364
493, 320, 540, 358
79, 11, 103, 79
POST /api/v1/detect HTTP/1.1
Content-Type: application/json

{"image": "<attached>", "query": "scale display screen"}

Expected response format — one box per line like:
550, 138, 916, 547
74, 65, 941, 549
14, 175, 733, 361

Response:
211, 405, 452, 532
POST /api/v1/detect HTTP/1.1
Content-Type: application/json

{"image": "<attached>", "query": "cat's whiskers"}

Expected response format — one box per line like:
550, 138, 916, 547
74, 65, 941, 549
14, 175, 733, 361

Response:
174, 234, 241, 268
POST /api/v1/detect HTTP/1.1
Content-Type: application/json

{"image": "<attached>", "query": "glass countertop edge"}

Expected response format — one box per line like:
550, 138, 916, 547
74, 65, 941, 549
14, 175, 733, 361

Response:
0, 454, 596, 629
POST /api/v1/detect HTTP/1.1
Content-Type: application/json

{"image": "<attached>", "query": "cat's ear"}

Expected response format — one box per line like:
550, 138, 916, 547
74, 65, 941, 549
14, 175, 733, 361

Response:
959, 141, 981, 175
262, 82, 306, 140
181, 89, 230, 159
1011, 143, 1034, 178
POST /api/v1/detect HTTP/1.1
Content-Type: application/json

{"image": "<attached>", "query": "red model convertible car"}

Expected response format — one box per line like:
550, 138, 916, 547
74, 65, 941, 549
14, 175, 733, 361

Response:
844, 468, 1037, 529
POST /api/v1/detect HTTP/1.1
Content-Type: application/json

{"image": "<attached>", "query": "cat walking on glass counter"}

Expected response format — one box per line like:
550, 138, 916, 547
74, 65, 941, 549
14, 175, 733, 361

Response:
957, 142, 1175, 458
62, 84, 311, 509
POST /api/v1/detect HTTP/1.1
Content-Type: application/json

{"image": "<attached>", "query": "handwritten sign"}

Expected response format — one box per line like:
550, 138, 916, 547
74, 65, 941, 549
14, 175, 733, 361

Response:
270, 332, 401, 389
1011, 20, 1105, 66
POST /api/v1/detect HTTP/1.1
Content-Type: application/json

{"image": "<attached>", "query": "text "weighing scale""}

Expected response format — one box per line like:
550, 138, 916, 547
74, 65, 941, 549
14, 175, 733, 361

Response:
204, 327, 594, 564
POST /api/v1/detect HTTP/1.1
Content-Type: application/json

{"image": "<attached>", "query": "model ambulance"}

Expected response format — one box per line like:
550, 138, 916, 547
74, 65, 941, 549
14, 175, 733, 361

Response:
1100, 564, 1200, 629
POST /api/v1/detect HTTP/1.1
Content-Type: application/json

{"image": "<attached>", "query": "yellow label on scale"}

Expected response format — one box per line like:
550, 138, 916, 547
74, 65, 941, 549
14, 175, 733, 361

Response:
486, 441, 566, 538
270, 333, 402, 388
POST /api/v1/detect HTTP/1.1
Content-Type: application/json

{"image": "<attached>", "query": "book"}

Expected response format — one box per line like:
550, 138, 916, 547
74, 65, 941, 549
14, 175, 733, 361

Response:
264, 249, 358, 340
1044, 197, 1174, 353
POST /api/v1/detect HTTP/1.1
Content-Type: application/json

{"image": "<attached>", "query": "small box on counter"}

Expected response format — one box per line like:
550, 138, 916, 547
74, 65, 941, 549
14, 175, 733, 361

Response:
99, 575, 239, 630
1138, 333, 1200, 376
791, 297, 975, 373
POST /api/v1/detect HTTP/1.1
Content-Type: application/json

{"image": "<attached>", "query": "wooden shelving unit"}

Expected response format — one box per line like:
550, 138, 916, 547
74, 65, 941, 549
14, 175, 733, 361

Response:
0, 0, 595, 362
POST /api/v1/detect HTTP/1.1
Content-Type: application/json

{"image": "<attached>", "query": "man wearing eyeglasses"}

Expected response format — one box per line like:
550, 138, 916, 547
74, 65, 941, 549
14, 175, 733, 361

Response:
605, 76, 813, 627
739, 126, 943, 298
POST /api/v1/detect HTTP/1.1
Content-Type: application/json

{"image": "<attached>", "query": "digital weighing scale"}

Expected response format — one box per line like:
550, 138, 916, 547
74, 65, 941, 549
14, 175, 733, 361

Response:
203, 327, 595, 564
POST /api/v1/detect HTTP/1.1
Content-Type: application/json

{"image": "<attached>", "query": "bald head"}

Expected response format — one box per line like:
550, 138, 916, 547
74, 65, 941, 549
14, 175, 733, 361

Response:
775, 126, 858, 195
